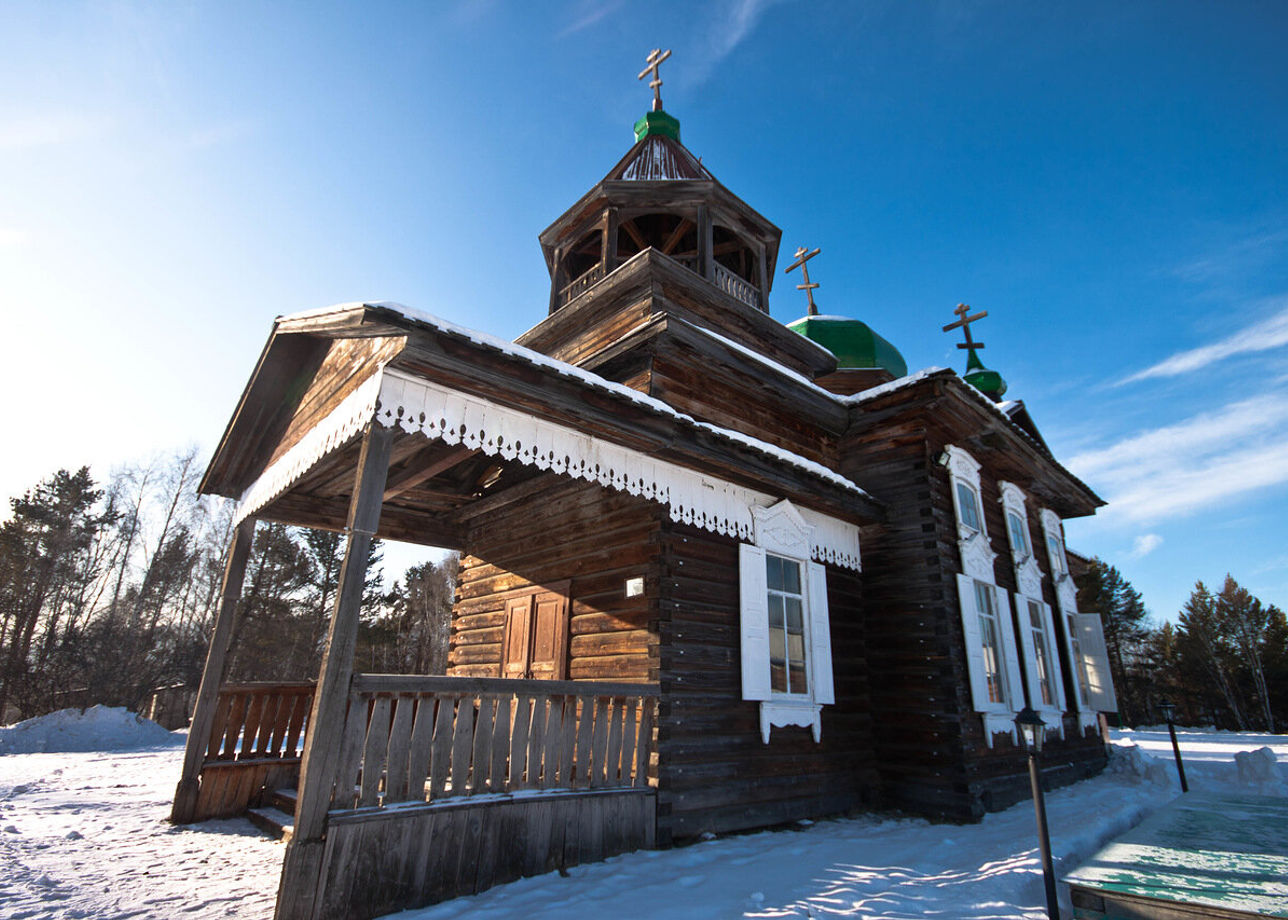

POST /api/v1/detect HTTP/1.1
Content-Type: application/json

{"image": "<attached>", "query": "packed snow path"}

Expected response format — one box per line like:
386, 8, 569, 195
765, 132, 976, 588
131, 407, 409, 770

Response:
0, 712, 1284, 920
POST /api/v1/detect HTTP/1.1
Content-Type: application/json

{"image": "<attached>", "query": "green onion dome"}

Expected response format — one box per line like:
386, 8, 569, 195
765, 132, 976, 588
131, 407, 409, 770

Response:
787, 314, 908, 378
963, 348, 1008, 400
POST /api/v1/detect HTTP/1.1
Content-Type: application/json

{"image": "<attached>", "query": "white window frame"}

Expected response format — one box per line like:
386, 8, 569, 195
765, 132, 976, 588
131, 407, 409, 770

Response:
739, 500, 834, 743
1000, 482, 1065, 738
944, 446, 1021, 746
1040, 508, 1101, 731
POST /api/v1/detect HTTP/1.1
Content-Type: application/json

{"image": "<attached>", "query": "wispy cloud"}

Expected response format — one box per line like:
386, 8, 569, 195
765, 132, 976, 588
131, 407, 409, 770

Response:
686, 0, 791, 86
557, 0, 623, 37
1068, 390, 1288, 524
0, 113, 112, 151
1128, 534, 1163, 559
1173, 229, 1288, 286
1119, 298, 1288, 385
0, 228, 27, 249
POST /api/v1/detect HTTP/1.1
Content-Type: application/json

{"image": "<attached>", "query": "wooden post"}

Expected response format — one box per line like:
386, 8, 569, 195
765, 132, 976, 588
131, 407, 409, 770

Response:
756, 241, 770, 313
699, 205, 713, 281
171, 517, 256, 824
275, 422, 393, 920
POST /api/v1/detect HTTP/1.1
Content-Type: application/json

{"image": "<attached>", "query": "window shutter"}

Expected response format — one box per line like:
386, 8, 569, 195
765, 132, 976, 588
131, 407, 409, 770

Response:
1075, 613, 1119, 713
528, 591, 569, 680
806, 561, 834, 705
739, 544, 771, 701
994, 586, 1025, 712
1042, 602, 1067, 712
1012, 593, 1041, 710
1057, 609, 1086, 712
956, 573, 991, 713
501, 595, 533, 679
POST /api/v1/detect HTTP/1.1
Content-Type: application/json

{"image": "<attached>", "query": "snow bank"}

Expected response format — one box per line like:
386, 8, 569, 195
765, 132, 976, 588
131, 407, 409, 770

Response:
1235, 746, 1288, 795
0, 705, 183, 754
1105, 742, 1173, 786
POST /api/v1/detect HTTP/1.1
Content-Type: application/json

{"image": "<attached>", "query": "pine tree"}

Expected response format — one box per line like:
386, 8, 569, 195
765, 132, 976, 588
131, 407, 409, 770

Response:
1074, 557, 1151, 723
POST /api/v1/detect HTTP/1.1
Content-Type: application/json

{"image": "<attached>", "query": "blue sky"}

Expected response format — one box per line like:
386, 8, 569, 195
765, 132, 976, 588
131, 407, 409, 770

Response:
2, 1, 1286, 621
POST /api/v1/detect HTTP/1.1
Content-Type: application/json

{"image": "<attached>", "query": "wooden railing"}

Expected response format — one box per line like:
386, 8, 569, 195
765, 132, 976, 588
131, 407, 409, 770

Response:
558, 263, 606, 306
713, 261, 761, 310
204, 681, 314, 762
330, 675, 657, 811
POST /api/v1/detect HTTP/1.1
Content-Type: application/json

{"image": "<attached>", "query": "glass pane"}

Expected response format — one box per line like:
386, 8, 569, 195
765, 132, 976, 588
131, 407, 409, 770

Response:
782, 559, 801, 594
957, 483, 981, 530
784, 597, 803, 633
768, 593, 785, 628
766, 554, 784, 591
975, 581, 994, 615
1028, 601, 1043, 629
788, 658, 808, 694
1048, 537, 1065, 573
980, 615, 1004, 704
1008, 513, 1028, 554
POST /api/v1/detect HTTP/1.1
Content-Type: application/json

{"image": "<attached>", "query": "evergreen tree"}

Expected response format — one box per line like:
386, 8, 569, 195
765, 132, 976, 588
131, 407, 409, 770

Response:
1074, 557, 1151, 723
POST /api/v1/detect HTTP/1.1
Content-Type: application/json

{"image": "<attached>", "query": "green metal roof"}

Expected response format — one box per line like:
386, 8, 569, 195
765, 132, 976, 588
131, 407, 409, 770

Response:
787, 314, 908, 378
964, 348, 1008, 400
634, 109, 681, 142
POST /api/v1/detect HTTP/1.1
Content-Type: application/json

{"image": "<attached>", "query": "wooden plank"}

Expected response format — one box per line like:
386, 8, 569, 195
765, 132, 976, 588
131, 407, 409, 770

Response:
405, 697, 436, 802
545, 697, 567, 786
239, 691, 265, 759
590, 696, 612, 788
384, 695, 415, 802
619, 697, 638, 786
470, 696, 495, 794
526, 696, 548, 789
284, 691, 310, 757
205, 693, 233, 760
509, 695, 533, 789
352, 674, 657, 700
449, 697, 476, 796
332, 697, 372, 810
267, 690, 293, 756
574, 695, 595, 788
382, 445, 479, 501
428, 696, 456, 799
634, 699, 654, 787
556, 697, 578, 787
489, 694, 512, 793
359, 696, 391, 807
221, 692, 248, 760
604, 697, 625, 784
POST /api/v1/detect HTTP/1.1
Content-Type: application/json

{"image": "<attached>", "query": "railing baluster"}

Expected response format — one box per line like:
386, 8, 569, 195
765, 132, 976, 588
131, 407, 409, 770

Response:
619, 697, 638, 785
470, 696, 495, 794
509, 695, 533, 789
428, 697, 454, 799
384, 695, 415, 802
489, 694, 512, 793
405, 697, 436, 802
449, 696, 476, 795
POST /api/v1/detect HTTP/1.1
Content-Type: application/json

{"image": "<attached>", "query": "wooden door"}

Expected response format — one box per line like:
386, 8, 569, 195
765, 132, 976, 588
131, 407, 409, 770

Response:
499, 583, 570, 680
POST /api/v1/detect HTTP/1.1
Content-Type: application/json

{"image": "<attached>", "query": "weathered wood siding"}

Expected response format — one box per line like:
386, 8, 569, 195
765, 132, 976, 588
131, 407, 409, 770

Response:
840, 393, 1106, 820
448, 479, 662, 683
654, 521, 878, 842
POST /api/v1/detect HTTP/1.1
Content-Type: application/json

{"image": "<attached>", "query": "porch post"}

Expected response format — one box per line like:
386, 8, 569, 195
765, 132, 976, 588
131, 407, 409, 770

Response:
276, 421, 394, 920
171, 516, 256, 824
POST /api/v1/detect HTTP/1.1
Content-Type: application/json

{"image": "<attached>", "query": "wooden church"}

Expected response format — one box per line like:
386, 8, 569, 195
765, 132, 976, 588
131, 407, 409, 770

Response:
171, 51, 1119, 920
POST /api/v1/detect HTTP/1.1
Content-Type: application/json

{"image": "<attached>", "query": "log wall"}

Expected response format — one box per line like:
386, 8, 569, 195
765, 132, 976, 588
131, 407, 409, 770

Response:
654, 521, 878, 842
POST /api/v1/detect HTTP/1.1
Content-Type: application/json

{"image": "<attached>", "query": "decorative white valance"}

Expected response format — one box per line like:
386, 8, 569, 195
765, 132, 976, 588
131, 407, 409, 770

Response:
236, 368, 862, 570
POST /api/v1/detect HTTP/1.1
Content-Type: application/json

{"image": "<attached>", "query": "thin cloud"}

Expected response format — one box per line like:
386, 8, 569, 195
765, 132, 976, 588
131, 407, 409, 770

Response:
0, 228, 27, 248
1128, 534, 1163, 559
1119, 298, 1288, 384
1069, 390, 1288, 525
0, 113, 111, 151
558, 0, 623, 37
686, 0, 790, 86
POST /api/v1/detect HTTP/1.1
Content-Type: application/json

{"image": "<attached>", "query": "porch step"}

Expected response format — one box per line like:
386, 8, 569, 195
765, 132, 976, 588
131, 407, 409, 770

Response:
247, 787, 297, 841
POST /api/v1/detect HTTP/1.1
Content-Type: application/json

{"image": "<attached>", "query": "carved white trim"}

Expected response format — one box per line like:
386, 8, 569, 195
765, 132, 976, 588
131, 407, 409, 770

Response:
759, 700, 823, 743
1040, 508, 1077, 613
999, 481, 1043, 600
944, 445, 996, 583
235, 372, 384, 524
753, 500, 811, 558
236, 368, 862, 570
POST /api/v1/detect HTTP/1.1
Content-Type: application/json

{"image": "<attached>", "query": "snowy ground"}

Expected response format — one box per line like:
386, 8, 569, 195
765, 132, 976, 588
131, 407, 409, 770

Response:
0, 711, 1285, 920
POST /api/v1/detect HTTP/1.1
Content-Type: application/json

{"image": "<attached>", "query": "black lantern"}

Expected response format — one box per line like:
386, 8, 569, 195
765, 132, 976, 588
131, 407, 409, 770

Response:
1014, 706, 1046, 754
1158, 698, 1176, 724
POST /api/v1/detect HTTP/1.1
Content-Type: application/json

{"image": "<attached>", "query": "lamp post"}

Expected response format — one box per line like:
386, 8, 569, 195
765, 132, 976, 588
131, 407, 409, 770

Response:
1016, 706, 1060, 920
1158, 699, 1188, 793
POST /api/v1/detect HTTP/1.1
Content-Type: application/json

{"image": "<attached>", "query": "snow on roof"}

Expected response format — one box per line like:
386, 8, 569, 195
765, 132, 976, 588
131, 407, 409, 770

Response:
278, 302, 872, 499
676, 320, 841, 400
841, 366, 951, 405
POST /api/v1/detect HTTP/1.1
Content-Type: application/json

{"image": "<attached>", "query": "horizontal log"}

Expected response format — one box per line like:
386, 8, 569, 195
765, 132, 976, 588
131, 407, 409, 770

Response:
352, 674, 657, 699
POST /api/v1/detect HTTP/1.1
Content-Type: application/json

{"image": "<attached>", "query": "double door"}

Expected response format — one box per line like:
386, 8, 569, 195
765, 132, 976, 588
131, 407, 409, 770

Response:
501, 583, 570, 680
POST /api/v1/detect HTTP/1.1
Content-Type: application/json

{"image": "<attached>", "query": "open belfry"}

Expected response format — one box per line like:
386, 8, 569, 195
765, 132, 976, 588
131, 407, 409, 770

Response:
174, 51, 1118, 920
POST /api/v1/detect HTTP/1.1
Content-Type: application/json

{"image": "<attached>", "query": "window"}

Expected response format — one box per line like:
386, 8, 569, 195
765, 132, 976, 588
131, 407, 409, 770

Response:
1027, 600, 1055, 707
739, 500, 834, 743
957, 482, 983, 532
1065, 610, 1092, 709
766, 554, 808, 695
976, 581, 1008, 705
1047, 535, 1067, 577
956, 573, 1024, 746
1006, 511, 1030, 558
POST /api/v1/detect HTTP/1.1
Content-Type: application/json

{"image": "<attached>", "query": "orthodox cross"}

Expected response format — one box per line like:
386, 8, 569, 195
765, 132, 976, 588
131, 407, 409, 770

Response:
942, 302, 989, 352
639, 48, 672, 112
785, 246, 822, 315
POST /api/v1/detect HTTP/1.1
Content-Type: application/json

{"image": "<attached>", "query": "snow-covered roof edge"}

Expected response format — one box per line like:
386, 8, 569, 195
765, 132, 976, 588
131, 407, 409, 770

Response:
277, 301, 873, 501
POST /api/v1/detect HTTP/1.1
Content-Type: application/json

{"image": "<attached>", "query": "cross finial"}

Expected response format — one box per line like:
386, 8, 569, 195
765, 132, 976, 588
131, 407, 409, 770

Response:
785, 246, 822, 315
942, 302, 989, 351
638, 48, 672, 112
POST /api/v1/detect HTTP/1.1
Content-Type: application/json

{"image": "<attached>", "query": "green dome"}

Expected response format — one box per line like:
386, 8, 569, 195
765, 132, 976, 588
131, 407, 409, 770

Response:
963, 349, 1007, 399
788, 314, 908, 378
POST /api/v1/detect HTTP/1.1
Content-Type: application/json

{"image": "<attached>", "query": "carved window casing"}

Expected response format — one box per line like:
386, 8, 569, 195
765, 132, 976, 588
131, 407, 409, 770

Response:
738, 500, 835, 743
1000, 482, 1065, 737
944, 446, 1024, 746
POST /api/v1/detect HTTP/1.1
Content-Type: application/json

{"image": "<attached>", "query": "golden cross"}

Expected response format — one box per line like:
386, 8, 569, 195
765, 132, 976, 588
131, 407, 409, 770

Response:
942, 302, 989, 351
638, 48, 672, 112
785, 246, 822, 315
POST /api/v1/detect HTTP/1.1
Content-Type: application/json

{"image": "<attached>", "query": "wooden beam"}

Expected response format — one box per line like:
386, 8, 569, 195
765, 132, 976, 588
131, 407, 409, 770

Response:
171, 517, 256, 824
276, 422, 393, 920
621, 218, 647, 253
383, 445, 478, 501
451, 471, 560, 524
660, 218, 692, 256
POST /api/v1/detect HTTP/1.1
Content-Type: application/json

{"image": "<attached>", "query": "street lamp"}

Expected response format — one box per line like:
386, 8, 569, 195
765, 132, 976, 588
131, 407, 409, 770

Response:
1158, 699, 1189, 793
1016, 706, 1059, 920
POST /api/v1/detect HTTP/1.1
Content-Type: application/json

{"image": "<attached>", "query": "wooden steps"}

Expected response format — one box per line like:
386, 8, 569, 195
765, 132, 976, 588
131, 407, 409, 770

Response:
247, 787, 297, 841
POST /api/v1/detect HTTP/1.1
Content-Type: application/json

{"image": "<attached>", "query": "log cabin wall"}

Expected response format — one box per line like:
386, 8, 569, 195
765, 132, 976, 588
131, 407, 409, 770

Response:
448, 478, 664, 684
654, 520, 878, 843
841, 387, 1106, 820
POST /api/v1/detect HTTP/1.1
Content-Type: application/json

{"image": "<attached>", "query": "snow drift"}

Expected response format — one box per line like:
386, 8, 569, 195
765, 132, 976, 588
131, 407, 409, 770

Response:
0, 705, 183, 755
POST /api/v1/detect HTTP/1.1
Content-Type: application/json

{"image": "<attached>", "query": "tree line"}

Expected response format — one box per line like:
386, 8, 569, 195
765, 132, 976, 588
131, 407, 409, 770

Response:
0, 457, 455, 724
1076, 558, 1287, 732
